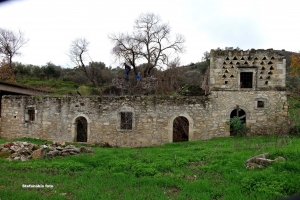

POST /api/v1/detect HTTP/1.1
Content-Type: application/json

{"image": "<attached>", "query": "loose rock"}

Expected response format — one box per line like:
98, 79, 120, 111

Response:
0, 141, 95, 162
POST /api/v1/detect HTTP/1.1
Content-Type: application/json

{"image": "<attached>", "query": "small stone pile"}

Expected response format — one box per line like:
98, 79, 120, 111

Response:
0, 141, 94, 162
245, 153, 286, 170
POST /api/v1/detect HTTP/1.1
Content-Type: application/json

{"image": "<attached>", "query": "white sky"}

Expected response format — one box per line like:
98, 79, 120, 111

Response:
0, 0, 299, 68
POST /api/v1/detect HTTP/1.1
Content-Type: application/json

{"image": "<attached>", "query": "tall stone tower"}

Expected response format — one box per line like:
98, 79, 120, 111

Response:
209, 48, 288, 135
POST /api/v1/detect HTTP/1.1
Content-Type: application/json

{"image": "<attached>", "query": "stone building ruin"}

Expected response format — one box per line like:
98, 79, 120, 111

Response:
0, 49, 289, 147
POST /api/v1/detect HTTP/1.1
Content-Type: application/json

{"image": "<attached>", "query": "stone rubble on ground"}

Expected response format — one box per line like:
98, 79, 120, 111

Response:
245, 153, 286, 170
0, 141, 95, 162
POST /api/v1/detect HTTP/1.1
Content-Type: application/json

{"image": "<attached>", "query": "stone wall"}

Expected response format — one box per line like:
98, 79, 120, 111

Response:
0, 92, 288, 147
210, 49, 286, 90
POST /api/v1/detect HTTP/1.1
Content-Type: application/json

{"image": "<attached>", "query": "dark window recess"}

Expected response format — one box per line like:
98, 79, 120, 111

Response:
240, 72, 253, 88
28, 109, 35, 121
257, 101, 264, 108
121, 112, 132, 130
225, 81, 228, 84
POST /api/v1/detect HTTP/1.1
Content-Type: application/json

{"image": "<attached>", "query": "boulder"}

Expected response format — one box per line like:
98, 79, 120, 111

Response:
32, 148, 46, 159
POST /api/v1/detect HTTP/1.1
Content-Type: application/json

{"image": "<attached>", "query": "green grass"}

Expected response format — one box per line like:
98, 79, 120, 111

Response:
1, 136, 300, 200
17, 78, 82, 95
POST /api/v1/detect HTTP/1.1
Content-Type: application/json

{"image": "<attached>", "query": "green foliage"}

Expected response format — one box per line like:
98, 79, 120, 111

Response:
288, 95, 300, 135
1, 136, 300, 199
227, 116, 250, 136
77, 85, 91, 96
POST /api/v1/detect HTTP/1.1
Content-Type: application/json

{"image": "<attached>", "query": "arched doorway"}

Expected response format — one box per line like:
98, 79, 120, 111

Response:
230, 106, 246, 135
173, 116, 189, 142
76, 117, 87, 142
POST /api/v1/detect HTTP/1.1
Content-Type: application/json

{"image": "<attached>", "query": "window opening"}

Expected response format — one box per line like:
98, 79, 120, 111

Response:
233, 56, 237, 60
76, 117, 87, 142
268, 61, 273, 64
260, 71, 264, 74
230, 74, 234, 78
222, 74, 227, 78
259, 76, 263, 79
25, 107, 35, 122
260, 61, 264, 65
240, 72, 253, 88
226, 57, 230, 60
266, 76, 271, 79
121, 112, 132, 130
241, 57, 244, 60
225, 69, 229, 73
262, 57, 267, 60
261, 66, 265, 70
223, 61, 226, 64
225, 81, 228, 84
236, 62, 240, 65
173, 116, 189, 142
254, 57, 258, 60
231, 66, 234, 68
222, 66, 226, 69
268, 71, 273, 75
28, 109, 35, 121
229, 61, 233, 64
244, 61, 248, 65
257, 101, 264, 108
271, 56, 275, 60
265, 81, 268, 85
270, 66, 274, 70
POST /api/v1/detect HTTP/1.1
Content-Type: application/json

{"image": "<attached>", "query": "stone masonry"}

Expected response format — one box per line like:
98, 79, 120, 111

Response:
0, 49, 289, 147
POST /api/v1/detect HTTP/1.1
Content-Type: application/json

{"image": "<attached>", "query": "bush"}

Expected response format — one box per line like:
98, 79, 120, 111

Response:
77, 85, 90, 96
227, 117, 249, 136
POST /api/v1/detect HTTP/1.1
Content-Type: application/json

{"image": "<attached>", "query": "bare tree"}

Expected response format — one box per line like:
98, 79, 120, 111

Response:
0, 28, 28, 78
109, 33, 142, 75
68, 38, 103, 87
110, 13, 185, 77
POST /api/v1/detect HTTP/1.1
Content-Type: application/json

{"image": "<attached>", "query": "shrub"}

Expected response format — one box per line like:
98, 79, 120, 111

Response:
227, 117, 250, 136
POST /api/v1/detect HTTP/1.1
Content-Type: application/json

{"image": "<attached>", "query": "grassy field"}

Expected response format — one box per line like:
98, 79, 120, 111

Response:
0, 135, 300, 200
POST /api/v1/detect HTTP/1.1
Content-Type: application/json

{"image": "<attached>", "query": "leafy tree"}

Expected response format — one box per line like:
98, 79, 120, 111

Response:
41, 62, 62, 79
110, 13, 185, 77
290, 52, 300, 75
0, 28, 28, 80
14, 62, 30, 78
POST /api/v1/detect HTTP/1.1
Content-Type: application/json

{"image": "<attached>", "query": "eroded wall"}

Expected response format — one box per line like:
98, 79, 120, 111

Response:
0, 93, 288, 147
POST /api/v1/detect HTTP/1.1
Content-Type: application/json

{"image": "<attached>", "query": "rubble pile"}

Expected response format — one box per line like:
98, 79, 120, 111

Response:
245, 153, 286, 170
0, 141, 94, 162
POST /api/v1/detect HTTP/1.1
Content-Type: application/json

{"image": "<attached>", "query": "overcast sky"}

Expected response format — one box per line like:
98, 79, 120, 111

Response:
0, 0, 299, 68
